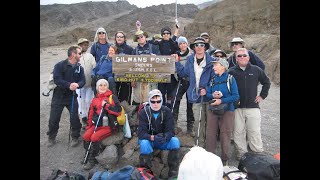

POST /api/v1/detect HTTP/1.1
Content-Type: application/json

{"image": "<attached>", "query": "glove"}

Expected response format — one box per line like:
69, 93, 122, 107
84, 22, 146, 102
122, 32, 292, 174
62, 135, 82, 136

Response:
154, 133, 167, 144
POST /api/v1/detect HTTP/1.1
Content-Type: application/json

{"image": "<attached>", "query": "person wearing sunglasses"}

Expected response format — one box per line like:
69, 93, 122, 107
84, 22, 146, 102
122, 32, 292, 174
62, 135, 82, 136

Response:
46, 45, 85, 148
227, 37, 265, 70
174, 37, 215, 147
113, 31, 133, 103
90, 27, 112, 63
131, 28, 160, 105
228, 48, 271, 161
138, 89, 181, 179
209, 49, 227, 59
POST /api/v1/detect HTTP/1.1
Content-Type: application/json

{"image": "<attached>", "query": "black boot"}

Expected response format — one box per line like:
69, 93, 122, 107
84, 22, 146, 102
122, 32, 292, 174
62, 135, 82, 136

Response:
81, 117, 88, 130
168, 149, 181, 178
83, 142, 99, 170
139, 154, 153, 169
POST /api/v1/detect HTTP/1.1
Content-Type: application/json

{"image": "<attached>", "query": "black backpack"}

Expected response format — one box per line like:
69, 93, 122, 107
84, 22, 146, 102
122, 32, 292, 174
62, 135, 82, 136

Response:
238, 152, 280, 180
46, 168, 86, 180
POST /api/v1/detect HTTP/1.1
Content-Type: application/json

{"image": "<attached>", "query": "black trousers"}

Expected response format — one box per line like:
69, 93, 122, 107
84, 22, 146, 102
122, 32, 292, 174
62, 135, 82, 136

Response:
46, 89, 82, 139
171, 78, 194, 130
116, 82, 132, 103
158, 75, 178, 104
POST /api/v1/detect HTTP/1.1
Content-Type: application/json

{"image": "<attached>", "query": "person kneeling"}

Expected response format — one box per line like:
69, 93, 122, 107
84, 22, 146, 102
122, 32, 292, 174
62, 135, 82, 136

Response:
138, 89, 181, 179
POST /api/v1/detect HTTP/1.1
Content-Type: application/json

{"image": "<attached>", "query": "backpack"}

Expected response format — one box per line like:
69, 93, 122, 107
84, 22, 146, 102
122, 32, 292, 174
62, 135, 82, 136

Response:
90, 165, 156, 180
238, 152, 280, 180
223, 166, 248, 180
109, 94, 126, 125
43, 60, 69, 96
46, 168, 86, 180
209, 74, 240, 109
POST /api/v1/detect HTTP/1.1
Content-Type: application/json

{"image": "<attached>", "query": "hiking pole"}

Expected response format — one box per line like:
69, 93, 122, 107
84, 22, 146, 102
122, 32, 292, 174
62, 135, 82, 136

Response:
68, 91, 76, 150
82, 101, 107, 164
171, 80, 181, 113
42, 89, 53, 96
196, 95, 204, 146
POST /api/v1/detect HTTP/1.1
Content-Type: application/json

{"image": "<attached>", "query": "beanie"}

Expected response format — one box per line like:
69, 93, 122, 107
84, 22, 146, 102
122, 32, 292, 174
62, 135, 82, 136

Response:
177, 36, 188, 45
161, 26, 171, 35
96, 79, 109, 91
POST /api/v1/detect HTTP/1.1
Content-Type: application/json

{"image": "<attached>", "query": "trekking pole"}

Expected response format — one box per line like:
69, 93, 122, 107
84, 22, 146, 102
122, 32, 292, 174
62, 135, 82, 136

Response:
82, 101, 107, 164
68, 91, 76, 150
196, 95, 204, 146
171, 80, 181, 113
42, 89, 53, 96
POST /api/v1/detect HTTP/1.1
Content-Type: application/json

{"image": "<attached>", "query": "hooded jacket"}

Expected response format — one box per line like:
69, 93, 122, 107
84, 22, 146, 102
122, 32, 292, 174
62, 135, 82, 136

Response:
91, 54, 113, 79
175, 52, 214, 103
79, 52, 96, 87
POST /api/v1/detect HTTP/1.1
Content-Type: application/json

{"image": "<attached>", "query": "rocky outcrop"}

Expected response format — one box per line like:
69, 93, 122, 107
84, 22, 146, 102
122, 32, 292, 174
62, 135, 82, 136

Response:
184, 0, 280, 84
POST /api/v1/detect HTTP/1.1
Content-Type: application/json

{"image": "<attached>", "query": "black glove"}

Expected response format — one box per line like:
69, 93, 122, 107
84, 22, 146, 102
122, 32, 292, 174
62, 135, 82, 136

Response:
154, 133, 167, 144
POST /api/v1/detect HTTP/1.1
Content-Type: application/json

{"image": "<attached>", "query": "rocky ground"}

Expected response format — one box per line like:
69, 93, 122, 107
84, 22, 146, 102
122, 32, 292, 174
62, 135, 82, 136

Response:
40, 45, 280, 180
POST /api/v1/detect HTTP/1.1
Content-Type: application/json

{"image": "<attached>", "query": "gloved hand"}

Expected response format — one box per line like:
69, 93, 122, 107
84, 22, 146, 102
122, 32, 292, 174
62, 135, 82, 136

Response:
154, 133, 167, 144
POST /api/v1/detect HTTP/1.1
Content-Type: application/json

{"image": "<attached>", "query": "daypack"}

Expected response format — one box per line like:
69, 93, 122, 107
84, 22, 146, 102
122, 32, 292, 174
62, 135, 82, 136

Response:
238, 152, 280, 180
108, 94, 126, 125
46, 168, 86, 180
223, 166, 248, 180
90, 165, 155, 180
209, 74, 240, 109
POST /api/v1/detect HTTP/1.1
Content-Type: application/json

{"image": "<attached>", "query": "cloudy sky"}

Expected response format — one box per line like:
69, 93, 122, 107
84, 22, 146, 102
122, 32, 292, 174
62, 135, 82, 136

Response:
40, 0, 209, 8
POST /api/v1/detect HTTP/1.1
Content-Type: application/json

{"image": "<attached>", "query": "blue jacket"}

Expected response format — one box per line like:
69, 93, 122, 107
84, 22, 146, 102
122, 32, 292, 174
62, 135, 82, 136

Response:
91, 55, 113, 78
175, 52, 214, 103
206, 72, 239, 111
90, 42, 112, 63
53, 59, 85, 92
138, 105, 174, 142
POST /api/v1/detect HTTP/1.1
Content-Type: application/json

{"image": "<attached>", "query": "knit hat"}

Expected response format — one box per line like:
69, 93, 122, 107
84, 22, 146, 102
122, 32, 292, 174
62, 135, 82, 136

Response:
96, 79, 109, 91
161, 26, 171, 35
189, 37, 210, 50
177, 36, 188, 45
133, 30, 149, 42
212, 57, 229, 70
77, 38, 89, 45
148, 89, 163, 111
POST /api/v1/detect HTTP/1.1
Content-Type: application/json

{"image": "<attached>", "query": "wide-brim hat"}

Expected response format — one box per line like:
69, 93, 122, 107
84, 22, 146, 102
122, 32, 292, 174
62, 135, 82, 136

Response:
133, 30, 149, 42
189, 37, 210, 50
209, 49, 227, 57
229, 37, 245, 47
77, 38, 89, 45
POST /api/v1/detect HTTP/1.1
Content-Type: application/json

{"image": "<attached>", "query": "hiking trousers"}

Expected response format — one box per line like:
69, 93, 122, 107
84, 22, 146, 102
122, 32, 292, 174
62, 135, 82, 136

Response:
76, 86, 94, 119
47, 89, 82, 140
233, 108, 264, 156
139, 137, 180, 155
192, 102, 208, 148
206, 110, 235, 161
83, 125, 112, 142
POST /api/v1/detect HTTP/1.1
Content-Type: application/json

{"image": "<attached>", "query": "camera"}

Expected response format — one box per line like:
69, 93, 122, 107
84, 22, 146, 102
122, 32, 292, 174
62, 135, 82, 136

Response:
209, 99, 216, 104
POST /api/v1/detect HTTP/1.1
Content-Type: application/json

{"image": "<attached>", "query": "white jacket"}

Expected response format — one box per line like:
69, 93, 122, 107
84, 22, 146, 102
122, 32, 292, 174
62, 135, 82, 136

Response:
79, 52, 96, 87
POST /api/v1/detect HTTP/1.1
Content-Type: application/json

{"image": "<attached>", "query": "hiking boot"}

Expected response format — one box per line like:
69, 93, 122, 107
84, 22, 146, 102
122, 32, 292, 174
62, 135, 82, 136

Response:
47, 138, 56, 147
82, 117, 88, 130
83, 162, 95, 170
174, 127, 182, 135
71, 138, 80, 147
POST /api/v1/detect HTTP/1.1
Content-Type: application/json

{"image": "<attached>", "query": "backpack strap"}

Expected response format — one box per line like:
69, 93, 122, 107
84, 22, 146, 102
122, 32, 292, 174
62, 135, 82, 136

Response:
109, 94, 113, 105
226, 74, 233, 94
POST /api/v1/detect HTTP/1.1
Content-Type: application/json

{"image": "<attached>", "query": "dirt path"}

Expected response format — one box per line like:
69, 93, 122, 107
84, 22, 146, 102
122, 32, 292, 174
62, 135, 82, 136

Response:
40, 45, 280, 179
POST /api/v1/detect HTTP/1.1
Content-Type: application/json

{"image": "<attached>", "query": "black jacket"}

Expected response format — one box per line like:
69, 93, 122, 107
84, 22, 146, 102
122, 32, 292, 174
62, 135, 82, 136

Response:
228, 63, 270, 108
138, 105, 174, 141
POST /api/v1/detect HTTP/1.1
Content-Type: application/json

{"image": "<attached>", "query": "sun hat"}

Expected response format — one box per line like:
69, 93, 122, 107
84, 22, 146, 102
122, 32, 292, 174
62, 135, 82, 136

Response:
229, 37, 245, 47
77, 38, 89, 45
189, 37, 210, 50
133, 30, 149, 42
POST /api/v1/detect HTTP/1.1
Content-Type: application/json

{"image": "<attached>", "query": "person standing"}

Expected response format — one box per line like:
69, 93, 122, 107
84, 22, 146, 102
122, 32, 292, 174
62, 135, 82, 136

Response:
46, 45, 85, 147
206, 58, 239, 166
228, 48, 271, 160
76, 38, 96, 129
174, 37, 214, 147
114, 31, 133, 103
171, 36, 195, 135
227, 37, 265, 70
90, 27, 112, 63
200, 32, 216, 54
138, 89, 181, 179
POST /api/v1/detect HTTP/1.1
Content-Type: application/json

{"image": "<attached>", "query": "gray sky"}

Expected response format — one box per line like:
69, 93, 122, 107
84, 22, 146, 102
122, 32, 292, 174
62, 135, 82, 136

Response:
40, 0, 209, 8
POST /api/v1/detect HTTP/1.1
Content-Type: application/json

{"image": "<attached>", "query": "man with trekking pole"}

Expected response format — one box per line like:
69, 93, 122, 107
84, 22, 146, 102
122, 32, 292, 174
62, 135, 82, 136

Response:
174, 37, 214, 147
46, 45, 85, 148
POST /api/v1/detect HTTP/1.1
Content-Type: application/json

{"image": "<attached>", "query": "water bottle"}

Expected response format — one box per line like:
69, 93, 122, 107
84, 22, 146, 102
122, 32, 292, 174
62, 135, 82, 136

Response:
102, 115, 108, 126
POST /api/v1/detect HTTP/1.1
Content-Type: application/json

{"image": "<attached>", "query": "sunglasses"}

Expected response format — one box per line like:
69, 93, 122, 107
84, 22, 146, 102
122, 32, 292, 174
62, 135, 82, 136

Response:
150, 100, 161, 104
195, 43, 205, 47
136, 35, 144, 40
232, 42, 241, 46
116, 36, 124, 38
98, 32, 106, 34
237, 54, 248, 58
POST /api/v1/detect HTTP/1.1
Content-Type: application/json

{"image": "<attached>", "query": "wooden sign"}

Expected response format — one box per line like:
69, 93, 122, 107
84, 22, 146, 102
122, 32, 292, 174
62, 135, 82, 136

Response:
112, 55, 176, 83
114, 73, 171, 83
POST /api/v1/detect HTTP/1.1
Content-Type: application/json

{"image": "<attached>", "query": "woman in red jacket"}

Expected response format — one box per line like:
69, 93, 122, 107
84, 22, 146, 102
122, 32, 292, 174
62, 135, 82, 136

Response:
82, 78, 122, 170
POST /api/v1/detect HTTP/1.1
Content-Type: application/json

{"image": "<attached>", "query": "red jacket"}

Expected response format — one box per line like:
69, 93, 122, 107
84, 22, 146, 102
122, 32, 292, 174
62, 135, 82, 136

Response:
87, 90, 121, 127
